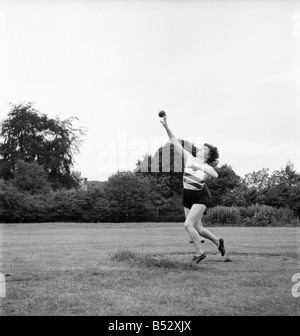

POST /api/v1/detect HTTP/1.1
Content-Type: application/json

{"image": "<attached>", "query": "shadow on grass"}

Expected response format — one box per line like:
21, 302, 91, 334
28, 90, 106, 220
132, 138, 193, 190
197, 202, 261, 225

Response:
109, 249, 200, 271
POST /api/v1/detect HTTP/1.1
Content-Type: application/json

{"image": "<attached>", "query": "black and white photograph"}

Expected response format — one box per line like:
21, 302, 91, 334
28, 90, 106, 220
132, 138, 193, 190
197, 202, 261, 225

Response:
0, 0, 299, 319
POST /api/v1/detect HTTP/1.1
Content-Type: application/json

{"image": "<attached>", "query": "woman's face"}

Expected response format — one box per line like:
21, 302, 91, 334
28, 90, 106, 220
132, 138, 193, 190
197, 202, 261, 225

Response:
196, 145, 210, 161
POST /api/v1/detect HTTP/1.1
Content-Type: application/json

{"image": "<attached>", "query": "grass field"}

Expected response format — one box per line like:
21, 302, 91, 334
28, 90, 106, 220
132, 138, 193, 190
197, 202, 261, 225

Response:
0, 223, 299, 316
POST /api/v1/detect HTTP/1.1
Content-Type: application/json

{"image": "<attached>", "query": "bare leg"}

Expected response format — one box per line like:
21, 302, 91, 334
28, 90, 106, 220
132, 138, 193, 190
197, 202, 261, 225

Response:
195, 220, 219, 247
184, 207, 190, 218
185, 207, 204, 243
184, 204, 206, 256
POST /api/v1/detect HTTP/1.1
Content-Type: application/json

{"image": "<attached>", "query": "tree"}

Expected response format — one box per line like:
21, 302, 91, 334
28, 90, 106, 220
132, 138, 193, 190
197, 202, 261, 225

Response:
268, 161, 299, 188
259, 162, 300, 217
242, 168, 271, 204
103, 171, 155, 221
0, 102, 86, 189
0, 179, 24, 222
11, 160, 51, 194
244, 168, 270, 191
206, 164, 243, 207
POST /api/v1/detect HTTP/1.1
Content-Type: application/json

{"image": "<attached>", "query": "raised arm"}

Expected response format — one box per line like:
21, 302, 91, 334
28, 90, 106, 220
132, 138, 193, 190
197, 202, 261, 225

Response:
160, 115, 190, 162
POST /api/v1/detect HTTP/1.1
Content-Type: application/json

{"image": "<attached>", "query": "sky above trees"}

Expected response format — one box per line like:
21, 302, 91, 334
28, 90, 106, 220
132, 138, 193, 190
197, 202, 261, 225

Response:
0, 0, 299, 181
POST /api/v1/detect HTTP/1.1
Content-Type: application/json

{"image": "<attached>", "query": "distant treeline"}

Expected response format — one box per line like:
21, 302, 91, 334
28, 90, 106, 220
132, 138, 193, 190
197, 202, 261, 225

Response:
0, 160, 299, 226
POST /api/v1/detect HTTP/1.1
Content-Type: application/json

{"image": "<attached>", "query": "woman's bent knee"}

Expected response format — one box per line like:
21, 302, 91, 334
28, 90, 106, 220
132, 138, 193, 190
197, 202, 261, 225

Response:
197, 225, 204, 235
184, 220, 195, 230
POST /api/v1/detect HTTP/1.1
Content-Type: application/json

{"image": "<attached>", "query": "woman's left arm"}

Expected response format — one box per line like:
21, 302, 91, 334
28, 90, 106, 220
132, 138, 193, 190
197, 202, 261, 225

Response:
187, 162, 218, 178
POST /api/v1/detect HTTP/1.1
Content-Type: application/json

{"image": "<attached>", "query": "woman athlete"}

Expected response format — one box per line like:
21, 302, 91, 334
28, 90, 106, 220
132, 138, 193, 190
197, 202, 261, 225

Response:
160, 114, 226, 264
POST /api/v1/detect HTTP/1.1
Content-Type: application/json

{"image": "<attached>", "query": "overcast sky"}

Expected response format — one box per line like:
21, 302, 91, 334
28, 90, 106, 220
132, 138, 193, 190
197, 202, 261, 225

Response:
0, 0, 299, 181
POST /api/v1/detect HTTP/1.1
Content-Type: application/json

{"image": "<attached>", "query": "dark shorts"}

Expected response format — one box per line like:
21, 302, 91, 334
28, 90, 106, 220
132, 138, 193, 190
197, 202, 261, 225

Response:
183, 188, 210, 213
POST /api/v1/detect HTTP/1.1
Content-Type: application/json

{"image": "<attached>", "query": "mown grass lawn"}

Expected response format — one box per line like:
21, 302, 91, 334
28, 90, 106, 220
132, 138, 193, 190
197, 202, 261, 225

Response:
0, 223, 299, 316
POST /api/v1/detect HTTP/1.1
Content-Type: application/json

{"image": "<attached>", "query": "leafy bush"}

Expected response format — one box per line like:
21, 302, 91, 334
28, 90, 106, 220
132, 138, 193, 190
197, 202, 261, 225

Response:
91, 197, 112, 222
50, 189, 92, 222
1, 171, 298, 225
103, 171, 157, 222
0, 179, 24, 222
204, 204, 298, 226
12, 160, 52, 195
250, 205, 277, 226
21, 193, 53, 222
272, 207, 296, 225
157, 196, 185, 222
205, 206, 241, 226
238, 204, 296, 227
0, 179, 53, 223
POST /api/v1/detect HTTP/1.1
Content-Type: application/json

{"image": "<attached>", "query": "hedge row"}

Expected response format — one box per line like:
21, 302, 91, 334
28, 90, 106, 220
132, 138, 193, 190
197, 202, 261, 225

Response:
0, 180, 299, 225
0, 181, 183, 223
204, 205, 299, 227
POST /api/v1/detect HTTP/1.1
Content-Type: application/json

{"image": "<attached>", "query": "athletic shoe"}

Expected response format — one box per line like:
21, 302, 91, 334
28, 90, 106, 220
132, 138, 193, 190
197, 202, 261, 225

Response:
192, 253, 206, 264
218, 238, 226, 256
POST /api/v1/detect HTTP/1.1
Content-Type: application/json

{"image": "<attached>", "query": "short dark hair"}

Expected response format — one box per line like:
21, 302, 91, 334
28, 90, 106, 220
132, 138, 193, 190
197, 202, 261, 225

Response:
204, 143, 219, 165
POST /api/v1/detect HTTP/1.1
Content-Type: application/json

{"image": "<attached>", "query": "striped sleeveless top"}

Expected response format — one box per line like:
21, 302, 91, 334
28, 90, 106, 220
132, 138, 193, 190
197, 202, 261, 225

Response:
183, 154, 208, 190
